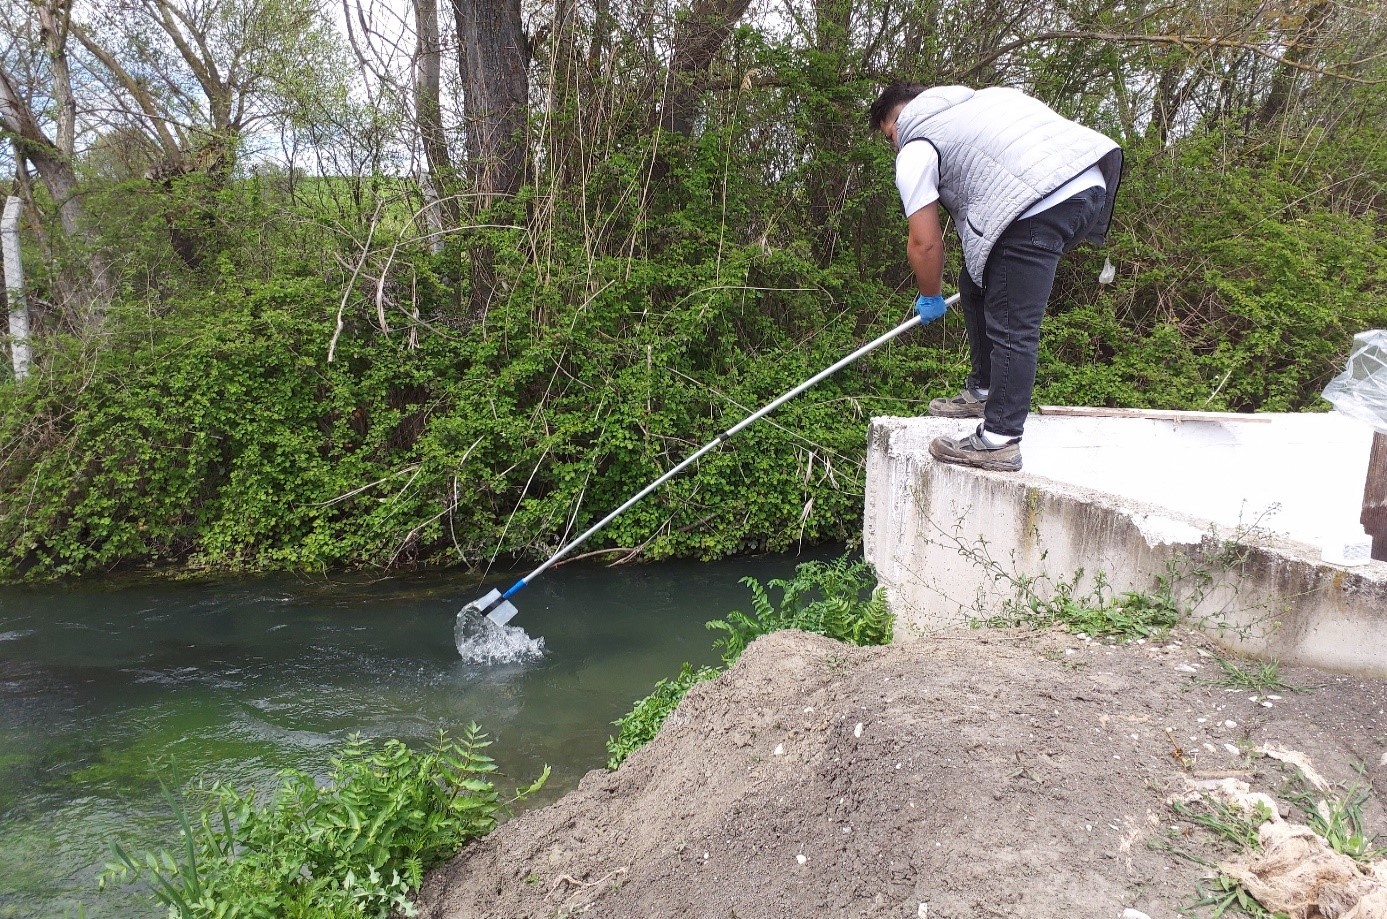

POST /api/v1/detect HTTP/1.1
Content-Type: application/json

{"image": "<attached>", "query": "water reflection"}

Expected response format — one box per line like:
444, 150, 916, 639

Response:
0, 551, 825, 917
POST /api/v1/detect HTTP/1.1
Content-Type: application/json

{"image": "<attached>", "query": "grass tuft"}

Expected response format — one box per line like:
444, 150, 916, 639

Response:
1210, 658, 1303, 694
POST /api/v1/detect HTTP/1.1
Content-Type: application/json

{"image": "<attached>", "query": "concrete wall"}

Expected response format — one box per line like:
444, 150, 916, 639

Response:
864, 415, 1387, 677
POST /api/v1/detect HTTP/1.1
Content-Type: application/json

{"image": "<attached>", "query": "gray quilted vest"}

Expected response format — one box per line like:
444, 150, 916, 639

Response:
895, 85, 1123, 284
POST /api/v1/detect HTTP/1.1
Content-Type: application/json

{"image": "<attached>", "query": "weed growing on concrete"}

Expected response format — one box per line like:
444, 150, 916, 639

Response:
961, 543, 1181, 640
942, 512, 1289, 647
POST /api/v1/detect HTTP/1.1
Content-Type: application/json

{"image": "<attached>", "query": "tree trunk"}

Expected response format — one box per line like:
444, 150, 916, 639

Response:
3, 195, 32, 381
452, 0, 528, 205
657, 0, 753, 137
451, 0, 528, 317
1256, 0, 1335, 125
804, 0, 852, 265
0, 49, 109, 320
414, 0, 456, 238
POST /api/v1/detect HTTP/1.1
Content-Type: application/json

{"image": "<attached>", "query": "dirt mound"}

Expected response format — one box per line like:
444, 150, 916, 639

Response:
415, 628, 1387, 919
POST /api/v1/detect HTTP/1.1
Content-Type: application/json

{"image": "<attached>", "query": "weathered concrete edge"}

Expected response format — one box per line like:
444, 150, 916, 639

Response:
863, 416, 1387, 678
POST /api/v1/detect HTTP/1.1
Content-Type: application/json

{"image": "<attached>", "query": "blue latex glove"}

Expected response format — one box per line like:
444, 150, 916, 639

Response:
914, 293, 947, 324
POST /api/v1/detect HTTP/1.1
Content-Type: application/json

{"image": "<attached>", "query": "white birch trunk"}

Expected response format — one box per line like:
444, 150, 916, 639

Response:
418, 171, 446, 254
2, 195, 31, 381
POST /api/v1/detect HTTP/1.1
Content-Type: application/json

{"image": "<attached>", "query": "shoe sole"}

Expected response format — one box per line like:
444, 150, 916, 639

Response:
927, 401, 986, 418
928, 442, 1022, 472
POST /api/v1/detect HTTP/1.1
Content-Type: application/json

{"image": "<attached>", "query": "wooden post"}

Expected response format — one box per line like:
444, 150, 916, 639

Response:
1363, 431, 1387, 562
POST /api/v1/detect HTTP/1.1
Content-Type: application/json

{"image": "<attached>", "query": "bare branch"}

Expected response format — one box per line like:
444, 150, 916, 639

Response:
953, 29, 1385, 85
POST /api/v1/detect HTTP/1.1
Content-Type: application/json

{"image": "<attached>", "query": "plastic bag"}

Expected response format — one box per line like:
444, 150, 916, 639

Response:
1322, 329, 1387, 434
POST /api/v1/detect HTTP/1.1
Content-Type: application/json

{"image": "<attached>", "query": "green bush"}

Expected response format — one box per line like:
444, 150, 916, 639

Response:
1040, 131, 1387, 413
3, 99, 1383, 584
605, 664, 721, 770
605, 556, 893, 769
99, 727, 547, 919
706, 556, 893, 665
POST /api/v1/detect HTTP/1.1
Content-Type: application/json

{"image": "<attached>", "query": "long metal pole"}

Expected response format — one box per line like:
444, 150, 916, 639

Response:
493, 295, 957, 603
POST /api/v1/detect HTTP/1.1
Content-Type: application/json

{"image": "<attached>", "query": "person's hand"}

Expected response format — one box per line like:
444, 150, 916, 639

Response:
914, 293, 947, 324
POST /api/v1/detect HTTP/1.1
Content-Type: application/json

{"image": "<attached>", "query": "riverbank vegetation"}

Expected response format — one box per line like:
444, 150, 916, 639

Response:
607, 555, 891, 768
99, 728, 547, 918
1, 0, 1385, 581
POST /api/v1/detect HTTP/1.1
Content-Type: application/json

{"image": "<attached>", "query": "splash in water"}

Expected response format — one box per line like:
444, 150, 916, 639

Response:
454, 606, 545, 664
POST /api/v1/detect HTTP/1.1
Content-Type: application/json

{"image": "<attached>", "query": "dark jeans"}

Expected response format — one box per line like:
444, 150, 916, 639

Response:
958, 186, 1107, 439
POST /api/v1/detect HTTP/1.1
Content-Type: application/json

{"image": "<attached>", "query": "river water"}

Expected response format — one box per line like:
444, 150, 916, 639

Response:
0, 554, 813, 917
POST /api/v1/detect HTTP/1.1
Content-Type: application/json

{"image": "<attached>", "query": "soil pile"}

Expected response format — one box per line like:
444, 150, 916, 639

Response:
415, 628, 1387, 919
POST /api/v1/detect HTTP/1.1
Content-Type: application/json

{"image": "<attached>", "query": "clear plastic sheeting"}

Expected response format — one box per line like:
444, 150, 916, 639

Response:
1323, 330, 1387, 435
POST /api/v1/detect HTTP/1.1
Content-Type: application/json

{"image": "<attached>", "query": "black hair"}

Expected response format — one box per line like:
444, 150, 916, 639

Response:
869, 82, 927, 131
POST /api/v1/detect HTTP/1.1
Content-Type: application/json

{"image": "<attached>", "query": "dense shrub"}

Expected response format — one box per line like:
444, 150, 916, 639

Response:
606, 556, 892, 768
2, 101, 1382, 582
99, 728, 546, 918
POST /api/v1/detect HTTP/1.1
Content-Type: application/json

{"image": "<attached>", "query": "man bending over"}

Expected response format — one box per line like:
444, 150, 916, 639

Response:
871, 82, 1123, 471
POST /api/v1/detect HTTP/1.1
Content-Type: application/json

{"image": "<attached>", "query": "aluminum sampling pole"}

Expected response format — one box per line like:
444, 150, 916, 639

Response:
471, 293, 960, 626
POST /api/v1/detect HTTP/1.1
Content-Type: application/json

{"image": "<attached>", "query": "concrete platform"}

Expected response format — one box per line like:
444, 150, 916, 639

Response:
863, 411, 1387, 676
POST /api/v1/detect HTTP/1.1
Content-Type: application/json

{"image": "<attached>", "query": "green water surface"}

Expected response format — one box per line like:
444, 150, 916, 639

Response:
0, 554, 810, 917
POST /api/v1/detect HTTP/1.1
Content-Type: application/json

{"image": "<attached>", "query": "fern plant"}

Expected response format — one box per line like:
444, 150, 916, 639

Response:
706, 557, 893, 666
100, 727, 547, 918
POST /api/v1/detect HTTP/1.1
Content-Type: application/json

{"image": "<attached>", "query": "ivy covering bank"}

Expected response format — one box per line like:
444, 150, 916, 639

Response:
2, 93, 1384, 581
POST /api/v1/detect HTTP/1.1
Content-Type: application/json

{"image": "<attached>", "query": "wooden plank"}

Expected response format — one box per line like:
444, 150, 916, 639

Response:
1361, 431, 1387, 562
1036, 405, 1273, 424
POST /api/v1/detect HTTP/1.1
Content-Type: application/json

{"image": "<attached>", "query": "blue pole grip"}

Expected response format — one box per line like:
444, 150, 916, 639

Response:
501, 581, 525, 600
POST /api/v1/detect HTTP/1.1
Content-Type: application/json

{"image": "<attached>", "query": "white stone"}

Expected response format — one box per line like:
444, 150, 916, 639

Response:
796, 854, 807, 865
1123, 910, 1154, 919
773, 743, 785, 756
854, 722, 864, 738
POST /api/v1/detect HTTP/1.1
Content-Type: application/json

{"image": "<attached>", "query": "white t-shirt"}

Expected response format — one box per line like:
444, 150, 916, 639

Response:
895, 142, 1105, 220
